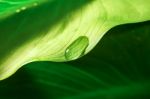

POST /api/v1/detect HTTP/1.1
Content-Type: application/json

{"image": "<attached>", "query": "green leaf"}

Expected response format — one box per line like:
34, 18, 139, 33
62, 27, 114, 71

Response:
0, 21, 150, 99
0, 0, 150, 80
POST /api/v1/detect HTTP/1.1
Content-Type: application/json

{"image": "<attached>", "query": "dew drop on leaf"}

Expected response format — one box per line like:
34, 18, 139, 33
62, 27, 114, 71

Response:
65, 36, 89, 61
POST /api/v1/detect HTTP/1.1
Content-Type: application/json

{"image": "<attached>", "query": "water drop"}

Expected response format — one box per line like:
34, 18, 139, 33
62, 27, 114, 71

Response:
65, 36, 89, 61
